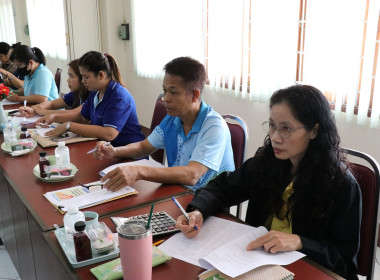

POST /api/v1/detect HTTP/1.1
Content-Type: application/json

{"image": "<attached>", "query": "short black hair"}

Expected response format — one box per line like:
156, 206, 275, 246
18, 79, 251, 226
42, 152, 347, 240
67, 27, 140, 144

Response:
163, 57, 206, 93
0, 42, 11, 55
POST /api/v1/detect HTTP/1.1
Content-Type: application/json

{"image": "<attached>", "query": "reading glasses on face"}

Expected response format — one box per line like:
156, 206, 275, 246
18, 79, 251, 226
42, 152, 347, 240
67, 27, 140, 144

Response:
262, 121, 305, 139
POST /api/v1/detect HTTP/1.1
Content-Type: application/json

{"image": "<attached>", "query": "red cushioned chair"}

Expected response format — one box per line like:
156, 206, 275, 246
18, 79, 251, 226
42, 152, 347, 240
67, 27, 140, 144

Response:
150, 94, 167, 165
223, 114, 249, 219
345, 148, 380, 280
55, 68, 62, 95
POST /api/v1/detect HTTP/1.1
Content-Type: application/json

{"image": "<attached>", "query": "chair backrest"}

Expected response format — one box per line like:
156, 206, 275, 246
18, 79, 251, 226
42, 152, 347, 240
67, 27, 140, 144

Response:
345, 148, 380, 280
55, 68, 62, 94
222, 114, 249, 169
150, 94, 167, 164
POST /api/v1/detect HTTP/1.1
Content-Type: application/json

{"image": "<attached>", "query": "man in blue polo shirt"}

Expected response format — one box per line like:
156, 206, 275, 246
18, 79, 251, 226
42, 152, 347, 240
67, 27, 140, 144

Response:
93, 57, 235, 191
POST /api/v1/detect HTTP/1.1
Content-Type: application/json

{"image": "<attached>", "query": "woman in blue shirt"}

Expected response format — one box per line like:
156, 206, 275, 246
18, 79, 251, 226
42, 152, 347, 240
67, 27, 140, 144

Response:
6, 45, 58, 103
19, 59, 90, 117
38, 51, 145, 147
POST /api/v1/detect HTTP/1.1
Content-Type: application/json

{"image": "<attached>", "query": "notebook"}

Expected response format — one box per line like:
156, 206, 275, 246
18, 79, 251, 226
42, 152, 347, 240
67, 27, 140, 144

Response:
199, 265, 294, 280
90, 246, 171, 280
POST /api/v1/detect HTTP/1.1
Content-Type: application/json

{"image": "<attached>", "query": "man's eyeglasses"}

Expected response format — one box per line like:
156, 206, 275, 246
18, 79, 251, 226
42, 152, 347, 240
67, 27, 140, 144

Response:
262, 121, 305, 139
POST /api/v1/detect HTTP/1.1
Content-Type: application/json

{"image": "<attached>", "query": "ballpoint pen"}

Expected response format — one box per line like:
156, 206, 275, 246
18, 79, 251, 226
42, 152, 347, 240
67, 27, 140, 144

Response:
171, 197, 198, 230
87, 142, 110, 154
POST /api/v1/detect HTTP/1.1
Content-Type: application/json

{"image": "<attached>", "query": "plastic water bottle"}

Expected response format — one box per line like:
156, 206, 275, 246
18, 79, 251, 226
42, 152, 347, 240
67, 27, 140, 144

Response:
55, 141, 70, 165
3, 123, 17, 149
63, 205, 85, 242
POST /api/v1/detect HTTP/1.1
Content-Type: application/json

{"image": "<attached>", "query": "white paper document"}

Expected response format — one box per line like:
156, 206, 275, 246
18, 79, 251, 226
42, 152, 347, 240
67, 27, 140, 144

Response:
99, 158, 165, 176
158, 216, 305, 278
2, 99, 21, 105
44, 181, 137, 211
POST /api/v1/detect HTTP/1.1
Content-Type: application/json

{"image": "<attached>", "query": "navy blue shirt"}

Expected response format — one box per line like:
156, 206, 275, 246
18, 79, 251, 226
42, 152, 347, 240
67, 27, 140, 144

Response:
80, 81, 145, 146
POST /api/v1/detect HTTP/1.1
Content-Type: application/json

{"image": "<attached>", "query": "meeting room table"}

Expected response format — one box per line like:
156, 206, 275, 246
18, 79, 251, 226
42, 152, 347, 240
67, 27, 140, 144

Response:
42, 194, 346, 280
0, 102, 191, 280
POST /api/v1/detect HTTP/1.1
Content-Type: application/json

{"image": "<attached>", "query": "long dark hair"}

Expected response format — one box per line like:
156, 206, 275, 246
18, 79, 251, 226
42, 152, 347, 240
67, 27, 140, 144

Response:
253, 84, 347, 231
68, 59, 90, 108
78, 51, 125, 87
10, 45, 46, 65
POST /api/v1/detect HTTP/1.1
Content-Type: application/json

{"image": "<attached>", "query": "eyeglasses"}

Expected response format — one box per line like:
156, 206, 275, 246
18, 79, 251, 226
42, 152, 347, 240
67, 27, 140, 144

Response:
262, 121, 305, 139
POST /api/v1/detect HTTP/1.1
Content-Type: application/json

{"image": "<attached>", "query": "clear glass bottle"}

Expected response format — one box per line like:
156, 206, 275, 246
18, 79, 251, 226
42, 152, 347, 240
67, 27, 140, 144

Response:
3, 123, 17, 149
73, 221, 92, 262
39, 151, 50, 178
55, 141, 70, 165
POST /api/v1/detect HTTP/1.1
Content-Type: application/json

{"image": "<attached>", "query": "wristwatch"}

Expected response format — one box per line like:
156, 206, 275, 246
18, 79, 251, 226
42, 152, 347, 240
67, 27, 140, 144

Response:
66, 122, 71, 132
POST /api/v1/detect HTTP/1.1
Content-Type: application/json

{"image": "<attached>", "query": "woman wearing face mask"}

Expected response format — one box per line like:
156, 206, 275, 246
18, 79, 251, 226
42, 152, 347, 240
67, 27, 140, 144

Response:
0, 42, 24, 89
6, 45, 59, 104
19, 59, 90, 117
37, 51, 145, 147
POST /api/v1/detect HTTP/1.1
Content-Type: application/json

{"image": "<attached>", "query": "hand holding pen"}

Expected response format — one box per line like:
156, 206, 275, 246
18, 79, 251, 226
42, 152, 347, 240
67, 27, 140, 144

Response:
173, 197, 204, 238
91, 141, 114, 159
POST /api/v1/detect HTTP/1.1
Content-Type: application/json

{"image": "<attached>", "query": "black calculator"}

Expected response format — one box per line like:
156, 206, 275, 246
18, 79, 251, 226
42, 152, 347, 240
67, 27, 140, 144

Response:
111, 211, 180, 236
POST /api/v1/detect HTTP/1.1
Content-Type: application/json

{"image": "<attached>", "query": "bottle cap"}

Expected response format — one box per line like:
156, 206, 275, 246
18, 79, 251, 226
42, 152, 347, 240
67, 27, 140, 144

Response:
74, 221, 86, 232
67, 205, 79, 214
58, 141, 65, 147
39, 151, 47, 157
21, 127, 27, 132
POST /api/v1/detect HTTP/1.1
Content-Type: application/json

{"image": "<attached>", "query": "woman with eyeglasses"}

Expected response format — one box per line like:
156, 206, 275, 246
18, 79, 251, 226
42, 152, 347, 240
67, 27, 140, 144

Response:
176, 84, 361, 280
6, 45, 59, 104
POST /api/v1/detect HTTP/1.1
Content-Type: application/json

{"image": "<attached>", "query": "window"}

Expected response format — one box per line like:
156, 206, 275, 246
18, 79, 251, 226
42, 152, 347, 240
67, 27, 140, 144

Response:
132, 0, 380, 123
26, 0, 67, 61
0, 0, 16, 43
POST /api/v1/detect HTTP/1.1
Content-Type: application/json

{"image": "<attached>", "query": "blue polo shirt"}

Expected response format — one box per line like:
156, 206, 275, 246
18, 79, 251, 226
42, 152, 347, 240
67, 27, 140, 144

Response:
63, 91, 86, 108
148, 100, 235, 190
23, 64, 58, 101
80, 80, 145, 147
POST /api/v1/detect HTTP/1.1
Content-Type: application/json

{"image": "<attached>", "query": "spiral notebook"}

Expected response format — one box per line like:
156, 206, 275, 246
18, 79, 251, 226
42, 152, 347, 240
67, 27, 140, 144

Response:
199, 265, 294, 280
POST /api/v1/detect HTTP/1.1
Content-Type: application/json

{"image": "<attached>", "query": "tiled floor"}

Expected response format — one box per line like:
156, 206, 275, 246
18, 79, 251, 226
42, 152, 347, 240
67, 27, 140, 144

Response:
0, 235, 379, 280
0, 245, 20, 280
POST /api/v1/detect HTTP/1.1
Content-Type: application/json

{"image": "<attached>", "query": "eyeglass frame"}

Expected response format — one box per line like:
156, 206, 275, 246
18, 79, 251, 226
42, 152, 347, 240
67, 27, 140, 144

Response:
262, 121, 305, 139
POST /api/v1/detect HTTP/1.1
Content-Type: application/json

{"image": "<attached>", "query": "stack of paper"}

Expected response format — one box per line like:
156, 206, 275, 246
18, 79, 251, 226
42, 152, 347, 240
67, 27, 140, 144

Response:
158, 216, 304, 278
199, 265, 294, 280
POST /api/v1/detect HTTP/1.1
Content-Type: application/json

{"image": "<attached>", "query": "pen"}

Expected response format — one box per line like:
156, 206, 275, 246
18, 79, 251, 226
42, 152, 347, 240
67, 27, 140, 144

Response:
87, 142, 110, 154
153, 240, 164, 246
171, 197, 198, 230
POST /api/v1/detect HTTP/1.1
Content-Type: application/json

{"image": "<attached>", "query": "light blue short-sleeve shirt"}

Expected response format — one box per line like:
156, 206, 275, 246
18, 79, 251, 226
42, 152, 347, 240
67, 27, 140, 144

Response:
148, 100, 235, 190
23, 64, 59, 101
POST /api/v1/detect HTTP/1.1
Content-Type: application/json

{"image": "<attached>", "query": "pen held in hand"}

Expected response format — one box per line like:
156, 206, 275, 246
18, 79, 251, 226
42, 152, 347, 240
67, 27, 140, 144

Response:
171, 197, 198, 231
86, 142, 111, 154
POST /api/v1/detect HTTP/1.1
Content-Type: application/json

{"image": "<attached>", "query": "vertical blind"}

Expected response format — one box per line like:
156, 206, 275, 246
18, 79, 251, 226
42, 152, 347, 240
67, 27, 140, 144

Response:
132, 0, 204, 79
132, 0, 380, 124
0, 0, 16, 43
26, 0, 67, 61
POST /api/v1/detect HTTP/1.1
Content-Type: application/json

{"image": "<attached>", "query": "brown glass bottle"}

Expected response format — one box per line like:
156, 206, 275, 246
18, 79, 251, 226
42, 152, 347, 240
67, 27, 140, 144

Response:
39, 151, 50, 178
73, 221, 92, 262
20, 127, 31, 139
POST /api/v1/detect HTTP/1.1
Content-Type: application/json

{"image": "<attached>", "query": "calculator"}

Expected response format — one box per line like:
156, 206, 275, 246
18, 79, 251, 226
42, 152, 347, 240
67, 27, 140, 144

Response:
111, 211, 180, 236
